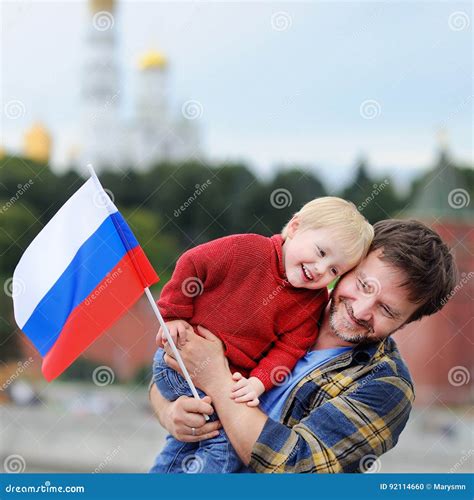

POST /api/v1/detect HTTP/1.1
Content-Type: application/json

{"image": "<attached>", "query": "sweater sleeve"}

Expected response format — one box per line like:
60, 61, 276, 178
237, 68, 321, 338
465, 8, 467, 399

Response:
249, 314, 320, 391
157, 237, 235, 321
250, 291, 327, 391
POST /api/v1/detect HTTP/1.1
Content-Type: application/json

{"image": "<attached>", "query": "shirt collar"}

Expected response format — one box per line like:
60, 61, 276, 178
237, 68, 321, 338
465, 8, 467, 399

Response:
351, 337, 393, 365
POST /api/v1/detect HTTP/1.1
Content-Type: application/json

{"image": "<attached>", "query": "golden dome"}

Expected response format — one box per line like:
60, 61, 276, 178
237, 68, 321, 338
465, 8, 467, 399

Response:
24, 122, 52, 164
89, 0, 114, 13
138, 49, 168, 70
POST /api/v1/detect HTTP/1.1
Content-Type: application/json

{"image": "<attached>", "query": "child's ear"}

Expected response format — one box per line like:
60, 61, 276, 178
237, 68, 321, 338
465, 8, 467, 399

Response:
287, 216, 300, 239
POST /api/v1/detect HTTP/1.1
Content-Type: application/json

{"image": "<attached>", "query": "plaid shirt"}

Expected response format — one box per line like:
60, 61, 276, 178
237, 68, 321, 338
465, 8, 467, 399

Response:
249, 336, 414, 473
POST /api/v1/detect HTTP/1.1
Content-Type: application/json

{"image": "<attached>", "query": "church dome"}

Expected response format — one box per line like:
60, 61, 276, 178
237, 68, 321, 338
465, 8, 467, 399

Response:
138, 49, 168, 70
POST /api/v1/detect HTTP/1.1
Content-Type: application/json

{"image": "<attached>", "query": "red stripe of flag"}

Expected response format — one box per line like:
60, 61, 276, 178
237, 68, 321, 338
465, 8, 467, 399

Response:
42, 246, 159, 381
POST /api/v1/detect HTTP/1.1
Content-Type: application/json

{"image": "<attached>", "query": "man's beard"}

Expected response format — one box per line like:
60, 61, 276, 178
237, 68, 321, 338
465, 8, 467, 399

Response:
328, 295, 375, 345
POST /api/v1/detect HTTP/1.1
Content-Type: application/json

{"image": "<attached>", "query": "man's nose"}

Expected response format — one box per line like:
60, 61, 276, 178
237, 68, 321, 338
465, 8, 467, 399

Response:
352, 296, 375, 322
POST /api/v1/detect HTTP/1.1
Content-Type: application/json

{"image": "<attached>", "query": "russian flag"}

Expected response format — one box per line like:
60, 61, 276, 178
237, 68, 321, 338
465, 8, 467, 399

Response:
12, 169, 159, 381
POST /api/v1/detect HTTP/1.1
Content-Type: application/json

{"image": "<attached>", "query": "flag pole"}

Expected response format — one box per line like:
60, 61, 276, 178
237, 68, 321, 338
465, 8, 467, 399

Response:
86, 164, 209, 420
143, 287, 209, 420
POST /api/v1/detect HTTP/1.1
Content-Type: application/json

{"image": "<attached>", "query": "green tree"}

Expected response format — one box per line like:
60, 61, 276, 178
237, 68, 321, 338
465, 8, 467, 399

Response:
340, 158, 403, 222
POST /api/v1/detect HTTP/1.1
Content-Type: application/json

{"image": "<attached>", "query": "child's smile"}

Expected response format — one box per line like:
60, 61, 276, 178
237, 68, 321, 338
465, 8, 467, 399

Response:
301, 263, 318, 283
282, 222, 356, 290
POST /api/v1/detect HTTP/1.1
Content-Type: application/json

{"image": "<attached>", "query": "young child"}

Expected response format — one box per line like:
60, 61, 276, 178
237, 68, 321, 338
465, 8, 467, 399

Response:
151, 197, 373, 473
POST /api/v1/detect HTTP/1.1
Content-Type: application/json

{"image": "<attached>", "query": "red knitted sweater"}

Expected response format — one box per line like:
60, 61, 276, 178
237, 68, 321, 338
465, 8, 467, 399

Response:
157, 233, 328, 391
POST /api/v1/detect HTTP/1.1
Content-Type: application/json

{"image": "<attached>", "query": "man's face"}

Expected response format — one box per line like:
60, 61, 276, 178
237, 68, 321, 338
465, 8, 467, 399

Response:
328, 248, 419, 344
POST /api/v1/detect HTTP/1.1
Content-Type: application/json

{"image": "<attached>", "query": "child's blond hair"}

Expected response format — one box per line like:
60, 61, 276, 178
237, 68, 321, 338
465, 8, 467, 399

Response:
281, 197, 374, 267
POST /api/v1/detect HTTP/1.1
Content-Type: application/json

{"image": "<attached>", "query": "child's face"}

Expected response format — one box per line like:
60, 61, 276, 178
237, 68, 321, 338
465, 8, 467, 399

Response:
282, 218, 356, 290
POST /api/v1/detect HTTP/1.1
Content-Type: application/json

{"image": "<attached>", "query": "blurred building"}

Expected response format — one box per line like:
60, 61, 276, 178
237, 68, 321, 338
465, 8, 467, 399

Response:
130, 50, 200, 171
80, 0, 201, 173
81, 0, 126, 171
394, 143, 473, 406
23, 122, 52, 164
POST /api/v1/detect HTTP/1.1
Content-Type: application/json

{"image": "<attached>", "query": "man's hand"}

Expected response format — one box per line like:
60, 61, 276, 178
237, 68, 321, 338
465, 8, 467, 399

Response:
156, 319, 193, 348
149, 385, 221, 442
163, 325, 229, 393
231, 374, 265, 407
161, 328, 269, 465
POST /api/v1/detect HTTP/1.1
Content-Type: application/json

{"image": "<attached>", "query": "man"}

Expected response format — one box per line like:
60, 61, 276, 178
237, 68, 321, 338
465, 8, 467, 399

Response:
149, 219, 457, 473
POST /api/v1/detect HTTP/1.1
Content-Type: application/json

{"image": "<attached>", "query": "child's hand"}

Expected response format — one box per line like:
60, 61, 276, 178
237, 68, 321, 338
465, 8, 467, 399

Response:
156, 320, 193, 348
230, 373, 265, 407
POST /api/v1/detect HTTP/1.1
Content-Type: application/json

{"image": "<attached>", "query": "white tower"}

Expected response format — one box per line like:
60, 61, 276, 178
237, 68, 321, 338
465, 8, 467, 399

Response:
132, 49, 172, 170
81, 0, 124, 172
132, 49, 202, 170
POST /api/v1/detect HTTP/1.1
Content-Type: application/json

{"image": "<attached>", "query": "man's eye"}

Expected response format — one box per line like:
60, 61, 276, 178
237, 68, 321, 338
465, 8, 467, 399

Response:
381, 305, 392, 317
318, 247, 326, 257
331, 268, 338, 276
358, 279, 367, 289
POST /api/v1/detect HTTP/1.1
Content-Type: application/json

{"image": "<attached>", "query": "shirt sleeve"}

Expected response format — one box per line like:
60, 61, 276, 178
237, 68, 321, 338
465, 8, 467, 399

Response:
249, 375, 414, 473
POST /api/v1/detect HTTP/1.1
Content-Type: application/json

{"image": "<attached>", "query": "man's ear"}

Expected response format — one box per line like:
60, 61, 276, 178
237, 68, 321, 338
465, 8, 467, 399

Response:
286, 216, 300, 239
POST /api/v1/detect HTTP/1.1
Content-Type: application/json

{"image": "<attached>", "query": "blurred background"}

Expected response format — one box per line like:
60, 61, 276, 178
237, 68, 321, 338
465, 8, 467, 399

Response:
0, 0, 472, 474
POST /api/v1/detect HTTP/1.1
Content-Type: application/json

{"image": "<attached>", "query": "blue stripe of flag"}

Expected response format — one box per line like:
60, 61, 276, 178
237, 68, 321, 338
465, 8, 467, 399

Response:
22, 212, 139, 355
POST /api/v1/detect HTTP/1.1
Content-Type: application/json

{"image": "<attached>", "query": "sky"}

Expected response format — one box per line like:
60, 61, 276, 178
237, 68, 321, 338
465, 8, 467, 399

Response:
1, 0, 472, 189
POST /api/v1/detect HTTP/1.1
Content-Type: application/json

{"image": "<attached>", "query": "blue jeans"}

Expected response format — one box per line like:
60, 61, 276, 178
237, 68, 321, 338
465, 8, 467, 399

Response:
149, 348, 243, 473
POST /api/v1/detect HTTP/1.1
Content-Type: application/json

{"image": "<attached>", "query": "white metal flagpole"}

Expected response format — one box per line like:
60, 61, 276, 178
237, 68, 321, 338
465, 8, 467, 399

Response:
144, 287, 209, 421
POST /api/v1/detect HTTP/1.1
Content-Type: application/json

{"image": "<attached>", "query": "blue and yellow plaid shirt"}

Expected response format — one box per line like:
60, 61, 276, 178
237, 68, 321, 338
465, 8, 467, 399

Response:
249, 336, 414, 473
